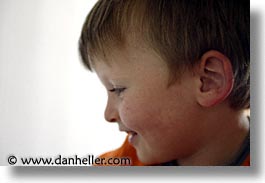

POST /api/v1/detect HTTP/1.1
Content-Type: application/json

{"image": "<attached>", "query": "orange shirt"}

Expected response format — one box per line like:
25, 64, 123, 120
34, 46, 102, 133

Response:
95, 136, 250, 166
96, 136, 145, 166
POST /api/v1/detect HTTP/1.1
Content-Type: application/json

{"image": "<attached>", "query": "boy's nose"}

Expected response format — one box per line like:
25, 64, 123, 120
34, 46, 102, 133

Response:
104, 100, 120, 123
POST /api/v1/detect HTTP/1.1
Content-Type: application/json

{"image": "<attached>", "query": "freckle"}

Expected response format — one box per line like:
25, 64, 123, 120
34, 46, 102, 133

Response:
125, 107, 130, 112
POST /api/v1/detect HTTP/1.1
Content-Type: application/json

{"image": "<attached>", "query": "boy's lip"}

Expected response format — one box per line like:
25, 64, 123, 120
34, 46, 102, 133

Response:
127, 131, 138, 145
119, 128, 137, 134
118, 125, 137, 134
119, 125, 138, 145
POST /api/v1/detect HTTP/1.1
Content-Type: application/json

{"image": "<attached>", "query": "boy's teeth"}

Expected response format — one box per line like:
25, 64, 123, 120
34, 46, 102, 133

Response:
128, 131, 137, 144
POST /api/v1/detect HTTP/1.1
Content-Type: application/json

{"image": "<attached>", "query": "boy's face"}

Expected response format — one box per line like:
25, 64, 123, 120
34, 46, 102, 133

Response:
93, 43, 203, 164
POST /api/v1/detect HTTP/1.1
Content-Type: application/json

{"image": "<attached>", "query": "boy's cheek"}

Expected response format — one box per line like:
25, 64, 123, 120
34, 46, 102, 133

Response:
120, 104, 143, 126
120, 101, 161, 131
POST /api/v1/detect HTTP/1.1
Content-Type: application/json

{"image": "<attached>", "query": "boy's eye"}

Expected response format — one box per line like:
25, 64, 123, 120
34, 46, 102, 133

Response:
109, 87, 126, 96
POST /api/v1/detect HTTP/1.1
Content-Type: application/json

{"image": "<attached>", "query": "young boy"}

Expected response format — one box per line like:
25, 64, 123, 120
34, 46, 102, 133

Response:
79, 0, 250, 166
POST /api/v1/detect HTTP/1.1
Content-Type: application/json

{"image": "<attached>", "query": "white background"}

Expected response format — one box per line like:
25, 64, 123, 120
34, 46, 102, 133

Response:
0, 0, 126, 166
0, 0, 264, 182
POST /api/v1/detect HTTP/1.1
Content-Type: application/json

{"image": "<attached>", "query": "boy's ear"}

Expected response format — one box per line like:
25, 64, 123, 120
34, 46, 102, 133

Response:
195, 50, 234, 107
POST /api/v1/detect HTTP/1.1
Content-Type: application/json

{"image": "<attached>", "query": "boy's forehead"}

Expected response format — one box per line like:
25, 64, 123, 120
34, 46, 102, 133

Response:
92, 50, 133, 76
93, 56, 134, 86
93, 41, 169, 79
92, 40, 154, 69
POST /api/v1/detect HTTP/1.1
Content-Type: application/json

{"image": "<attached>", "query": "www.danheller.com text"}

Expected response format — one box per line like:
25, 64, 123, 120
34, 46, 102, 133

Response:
7, 154, 131, 166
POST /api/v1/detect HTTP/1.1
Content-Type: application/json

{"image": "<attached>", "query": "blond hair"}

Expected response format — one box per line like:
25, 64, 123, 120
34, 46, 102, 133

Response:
79, 0, 250, 110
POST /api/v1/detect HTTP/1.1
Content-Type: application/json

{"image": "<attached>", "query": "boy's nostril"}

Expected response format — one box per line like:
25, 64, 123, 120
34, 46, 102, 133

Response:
109, 118, 117, 123
104, 109, 119, 123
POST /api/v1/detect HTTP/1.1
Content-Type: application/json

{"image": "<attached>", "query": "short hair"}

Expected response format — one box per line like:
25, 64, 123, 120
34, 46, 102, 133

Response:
79, 0, 250, 110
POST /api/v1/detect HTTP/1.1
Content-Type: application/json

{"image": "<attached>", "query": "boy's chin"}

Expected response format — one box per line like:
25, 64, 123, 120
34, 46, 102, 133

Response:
136, 149, 169, 165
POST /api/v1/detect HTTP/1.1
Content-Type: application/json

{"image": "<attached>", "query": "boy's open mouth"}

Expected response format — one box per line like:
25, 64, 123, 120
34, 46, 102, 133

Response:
119, 125, 138, 145
127, 131, 138, 144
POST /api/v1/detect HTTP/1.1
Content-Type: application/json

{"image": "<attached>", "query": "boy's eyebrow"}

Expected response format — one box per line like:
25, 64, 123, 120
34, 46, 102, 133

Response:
106, 74, 130, 82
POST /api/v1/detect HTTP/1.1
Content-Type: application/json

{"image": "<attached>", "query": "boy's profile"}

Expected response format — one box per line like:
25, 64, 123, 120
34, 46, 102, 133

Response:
79, 0, 250, 166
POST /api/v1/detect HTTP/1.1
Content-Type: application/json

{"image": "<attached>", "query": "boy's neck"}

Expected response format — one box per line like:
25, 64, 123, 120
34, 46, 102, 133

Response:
177, 108, 250, 166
